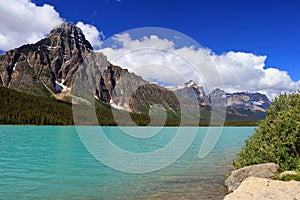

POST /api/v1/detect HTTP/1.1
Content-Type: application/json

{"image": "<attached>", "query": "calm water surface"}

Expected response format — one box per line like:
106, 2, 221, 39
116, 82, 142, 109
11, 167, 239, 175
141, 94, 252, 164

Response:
0, 126, 255, 200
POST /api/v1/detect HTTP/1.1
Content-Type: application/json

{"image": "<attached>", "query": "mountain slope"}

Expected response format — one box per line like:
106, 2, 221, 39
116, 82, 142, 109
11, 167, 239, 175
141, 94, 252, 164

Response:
171, 82, 271, 120
0, 23, 94, 96
0, 22, 270, 124
0, 86, 261, 126
170, 80, 210, 105
209, 88, 272, 112
0, 22, 184, 115
0, 86, 74, 125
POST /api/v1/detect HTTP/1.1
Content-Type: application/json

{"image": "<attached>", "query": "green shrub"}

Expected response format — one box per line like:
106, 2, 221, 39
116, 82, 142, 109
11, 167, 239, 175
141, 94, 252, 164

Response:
233, 92, 300, 170
280, 174, 300, 181
296, 157, 300, 171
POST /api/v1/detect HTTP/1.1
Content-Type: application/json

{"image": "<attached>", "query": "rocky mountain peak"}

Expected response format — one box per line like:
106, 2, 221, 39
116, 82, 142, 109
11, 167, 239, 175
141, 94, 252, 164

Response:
209, 88, 226, 98
208, 88, 272, 112
0, 22, 273, 120
170, 80, 210, 105
0, 22, 96, 97
185, 80, 198, 87
0, 22, 183, 113
51, 22, 81, 33
47, 22, 93, 52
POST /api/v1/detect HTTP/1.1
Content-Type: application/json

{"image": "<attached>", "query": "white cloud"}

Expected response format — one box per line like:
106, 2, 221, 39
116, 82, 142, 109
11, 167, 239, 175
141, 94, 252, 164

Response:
76, 22, 104, 49
98, 33, 300, 99
210, 52, 300, 98
0, 0, 103, 51
0, 0, 63, 51
0, 1, 297, 99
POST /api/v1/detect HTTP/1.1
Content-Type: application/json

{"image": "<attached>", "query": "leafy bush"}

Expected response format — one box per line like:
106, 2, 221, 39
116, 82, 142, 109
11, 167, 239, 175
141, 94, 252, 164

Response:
233, 92, 300, 170
279, 173, 300, 181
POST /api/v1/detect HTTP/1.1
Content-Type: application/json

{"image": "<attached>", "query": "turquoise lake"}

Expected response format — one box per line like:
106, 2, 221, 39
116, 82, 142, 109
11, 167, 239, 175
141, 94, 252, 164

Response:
0, 126, 255, 200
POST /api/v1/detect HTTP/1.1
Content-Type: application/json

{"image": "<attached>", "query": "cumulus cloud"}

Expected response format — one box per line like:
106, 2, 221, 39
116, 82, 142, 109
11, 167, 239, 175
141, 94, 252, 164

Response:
211, 52, 300, 98
0, 0, 103, 51
0, 1, 297, 99
0, 0, 63, 51
98, 33, 299, 99
76, 22, 104, 49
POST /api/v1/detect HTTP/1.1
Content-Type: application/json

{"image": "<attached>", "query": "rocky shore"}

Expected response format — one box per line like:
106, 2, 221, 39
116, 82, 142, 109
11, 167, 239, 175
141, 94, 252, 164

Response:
223, 163, 300, 200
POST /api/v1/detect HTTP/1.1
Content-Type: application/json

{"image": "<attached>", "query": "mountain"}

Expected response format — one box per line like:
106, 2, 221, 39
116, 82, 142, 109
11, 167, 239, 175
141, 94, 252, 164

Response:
0, 85, 171, 126
0, 22, 94, 97
170, 82, 271, 121
171, 82, 272, 112
0, 22, 271, 125
98, 63, 182, 114
170, 80, 210, 105
0, 22, 182, 115
209, 88, 272, 112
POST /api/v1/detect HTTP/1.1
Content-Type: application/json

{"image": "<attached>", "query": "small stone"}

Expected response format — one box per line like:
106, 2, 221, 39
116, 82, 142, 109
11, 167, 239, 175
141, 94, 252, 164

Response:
279, 171, 298, 178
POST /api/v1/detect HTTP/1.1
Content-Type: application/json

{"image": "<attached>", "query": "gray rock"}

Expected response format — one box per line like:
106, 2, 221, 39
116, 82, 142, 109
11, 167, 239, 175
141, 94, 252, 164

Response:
208, 89, 272, 111
0, 21, 272, 122
0, 22, 185, 114
224, 163, 280, 192
279, 171, 298, 178
224, 177, 300, 200
0, 22, 95, 97
170, 80, 210, 105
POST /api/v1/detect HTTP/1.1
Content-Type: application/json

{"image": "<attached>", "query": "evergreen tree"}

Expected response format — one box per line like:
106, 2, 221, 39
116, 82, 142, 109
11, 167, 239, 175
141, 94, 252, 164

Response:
233, 92, 300, 170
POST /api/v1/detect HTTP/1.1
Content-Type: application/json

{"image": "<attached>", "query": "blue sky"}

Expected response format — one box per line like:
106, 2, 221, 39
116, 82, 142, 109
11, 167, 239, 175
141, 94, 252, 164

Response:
0, 0, 299, 98
31, 0, 300, 81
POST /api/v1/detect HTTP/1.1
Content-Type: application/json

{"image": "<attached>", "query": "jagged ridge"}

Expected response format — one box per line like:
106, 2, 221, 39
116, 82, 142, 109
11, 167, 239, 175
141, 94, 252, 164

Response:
0, 22, 182, 114
0, 22, 272, 122
171, 82, 272, 112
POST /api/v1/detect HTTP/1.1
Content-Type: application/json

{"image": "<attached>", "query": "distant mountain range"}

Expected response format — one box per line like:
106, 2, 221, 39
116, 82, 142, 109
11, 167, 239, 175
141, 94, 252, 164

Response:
170, 81, 271, 111
0, 22, 272, 125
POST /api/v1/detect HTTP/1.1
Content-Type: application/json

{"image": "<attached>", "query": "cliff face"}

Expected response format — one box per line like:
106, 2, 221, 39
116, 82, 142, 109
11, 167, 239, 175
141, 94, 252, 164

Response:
129, 83, 181, 114
209, 88, 272, 112
225, 92, 271, 112
0, 22, 272, 118
100, 64, 182, 113
170, 80, 210, 106
0, 22, 183, 113
0, 22, 94, 96
171, 83, 272, 112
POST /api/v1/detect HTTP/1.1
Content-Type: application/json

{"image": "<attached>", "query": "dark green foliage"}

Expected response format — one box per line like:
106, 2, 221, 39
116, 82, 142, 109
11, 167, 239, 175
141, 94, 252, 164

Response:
223, 120, 259, 126
0, 86, 74, 125
279, 173, 300, 181
0, 87, 265, 126
0, 87, 181, 126
233, 92, 300, 170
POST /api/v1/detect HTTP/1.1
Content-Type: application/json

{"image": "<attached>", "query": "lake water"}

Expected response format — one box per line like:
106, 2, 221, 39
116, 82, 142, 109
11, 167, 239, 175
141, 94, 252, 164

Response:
0, 126, 255, 200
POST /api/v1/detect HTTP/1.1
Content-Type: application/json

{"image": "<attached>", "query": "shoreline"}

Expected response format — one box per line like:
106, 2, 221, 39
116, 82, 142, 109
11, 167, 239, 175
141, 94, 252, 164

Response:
0, 124, 259, 127
223, 163, 300, 200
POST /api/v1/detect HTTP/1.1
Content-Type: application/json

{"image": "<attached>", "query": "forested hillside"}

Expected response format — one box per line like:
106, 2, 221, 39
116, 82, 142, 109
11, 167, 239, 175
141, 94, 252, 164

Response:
0, 86, 262, 126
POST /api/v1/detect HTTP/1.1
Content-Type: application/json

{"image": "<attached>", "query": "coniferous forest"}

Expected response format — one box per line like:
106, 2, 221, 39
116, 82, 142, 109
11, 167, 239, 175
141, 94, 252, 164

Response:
0, 86, 260, 126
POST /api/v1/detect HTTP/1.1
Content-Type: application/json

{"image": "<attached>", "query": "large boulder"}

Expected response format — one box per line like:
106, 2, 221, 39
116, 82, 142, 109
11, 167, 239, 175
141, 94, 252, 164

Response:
224, 177, 300, 200
224, 163, 280, 192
